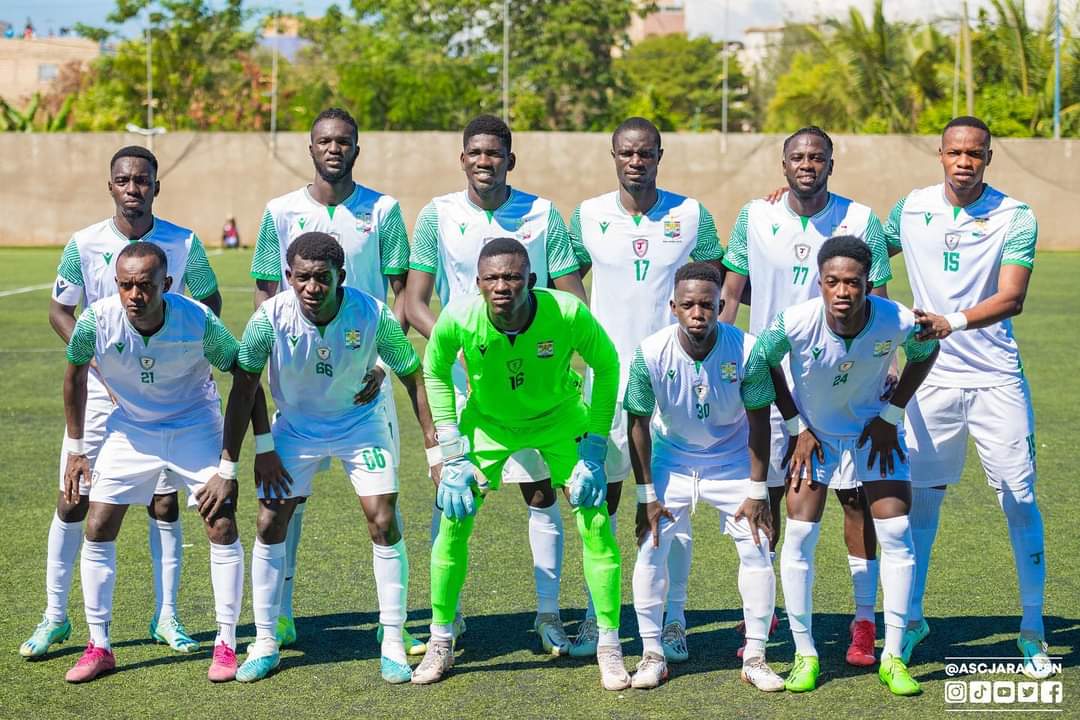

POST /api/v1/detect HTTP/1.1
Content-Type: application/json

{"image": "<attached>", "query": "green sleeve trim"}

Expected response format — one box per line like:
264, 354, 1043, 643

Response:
864, 213, 894, 284
237, 308, 275, 374
689, 204, 724, 262
722, 257, 749, 275
66, 307, 97, 365
184, 234, 219, 300
250, 208, 282, 281
378, 203, 412, 275
375, 303, 421, 376
623, 348, 656, 416
902, 330, 938, 364
568, 205, 590, 267
410, 203, 441, 272
56, 237, 84, 286
203, 311, 239, 371
724, 203, 750, 274
740, 313, 790, 409
1002, 205, 1037, 268
544, 205, 580, 277
883, 198, 905, 253
1001, 259, 1034, 269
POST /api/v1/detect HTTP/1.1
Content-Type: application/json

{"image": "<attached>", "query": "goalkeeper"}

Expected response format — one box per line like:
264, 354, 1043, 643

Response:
412, 237, 629, 691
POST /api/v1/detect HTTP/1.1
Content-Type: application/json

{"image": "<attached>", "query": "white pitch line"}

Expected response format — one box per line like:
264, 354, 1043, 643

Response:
0, 283, 51, 298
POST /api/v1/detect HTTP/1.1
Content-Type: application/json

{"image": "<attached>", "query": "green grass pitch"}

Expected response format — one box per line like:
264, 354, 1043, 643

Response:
0, 247, 1075, 719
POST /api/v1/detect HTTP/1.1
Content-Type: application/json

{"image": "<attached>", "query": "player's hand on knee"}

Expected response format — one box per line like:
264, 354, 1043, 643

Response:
858, 417, 904, 478
785, 430, 822, 491
636, 500, 673, 548
63, 453, 90, 504
735, 498, 773, 546
353, 366, 386, 405
569, 434, 608, 508
436, 457, 477, 520
254, 450, 293, 501
196, 474, 238, 522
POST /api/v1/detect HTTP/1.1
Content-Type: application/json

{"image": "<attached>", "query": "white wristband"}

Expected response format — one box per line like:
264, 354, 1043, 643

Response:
254, 433, 275, 454
784, 415, 808, 436
436, 425, 467, 461
425, 445, 443, 468
747, 481, 769, 501
636, 483, 658, 504
945, 311, 968, 332
878, 403, 905, 426
218, 458, 238, 479
63, 435, 86, 455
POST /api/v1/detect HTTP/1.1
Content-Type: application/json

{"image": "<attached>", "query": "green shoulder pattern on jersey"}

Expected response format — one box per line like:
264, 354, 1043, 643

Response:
864, 213, 894, 284
722, 203, 750, 275
375, 304, 420, 376
546, 205, 581, 279
901, 328, 938, 364
883, 198, 905, 253
568, 205, 589, 266
408, 202, 441, 273
623, 347, 656, 416
688, 204, 724, 262
251, 208, 282, 281
237, 307, 275, 373
378, 203, 411, 276
203, 311, 240, 372
741, 312, 790, 410
66, 307, 97, 366
1001, 205, 1037, 269
57, 237, 84, 287
184, 234, 219, 300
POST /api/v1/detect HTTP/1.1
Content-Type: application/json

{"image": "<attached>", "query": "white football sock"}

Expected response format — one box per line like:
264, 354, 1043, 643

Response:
373, 538, 408, 664
997, 485, 1046, 637
874, 514, 916, 659
908, 487, 945, 623
45, 512, 83, 623
280, 501, 305, 620
430, 623, 454, 643
81, 539, 116, 650
847, 554, 879, 622
736, 533, 775, 657
527, 502, 563, 615
664, 519, 692, 629
251, 538, 286, 642
780, 518, 820, 657
209, 539, 243, 649
632, 506, 682, 650
584, 512, 618, 621
149, 517, 182, 620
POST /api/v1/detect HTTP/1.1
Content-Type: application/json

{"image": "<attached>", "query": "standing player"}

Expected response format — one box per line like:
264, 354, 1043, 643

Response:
626, 263, 783, 691
61, 243, 246, 683
249, 107, 416, 652
720, 126, 895, 665
22, 145, 222, 659
412, 238, 627, 689
224, 233, 438, 684
743, 236, 938, 695
405, 115, 587, 654
883, 116, 1052, 678
569, 117, 724, 660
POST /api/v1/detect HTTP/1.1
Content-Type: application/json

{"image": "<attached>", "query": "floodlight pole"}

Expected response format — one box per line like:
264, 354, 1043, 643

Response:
145, 19, 153, 150
962, 0, 974, 116
270, 11, 279, 153
721, 0, 729, 153
1054, 0, 1061, 139
502, 0, 510, 124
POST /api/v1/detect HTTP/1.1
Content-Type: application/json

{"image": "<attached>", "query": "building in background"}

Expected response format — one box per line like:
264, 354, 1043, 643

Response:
628, 2, 687, 44
0, 36, 98, 102
259, 14, 310, 63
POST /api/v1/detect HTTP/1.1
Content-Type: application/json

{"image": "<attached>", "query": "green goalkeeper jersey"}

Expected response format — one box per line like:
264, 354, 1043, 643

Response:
424, 288, 619, 435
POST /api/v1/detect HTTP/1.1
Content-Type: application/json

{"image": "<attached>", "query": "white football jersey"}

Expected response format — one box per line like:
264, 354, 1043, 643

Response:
251, 184, 409, 302
724, 192, 893, 335
743, 295, 938, 438
884, 183, 1036, 388
53, 217, 218, 307
624, 323, 755, 473
409, 188, 579, 306
66, 293, 236, 427
238, 286, 420, 440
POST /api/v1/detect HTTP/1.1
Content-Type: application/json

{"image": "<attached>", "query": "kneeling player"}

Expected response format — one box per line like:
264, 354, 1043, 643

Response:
743, 236, 939, 696
413, 238, 629, 690
61, 243, 248, 683
627, 263, 783, 691
222, 232, 437, 684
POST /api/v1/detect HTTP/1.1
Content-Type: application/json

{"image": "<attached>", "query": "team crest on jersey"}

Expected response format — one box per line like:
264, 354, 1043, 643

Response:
317, 346, 330, 360
633, 238, 649, 258
944, 232, 960, 250
694, 383, 709, 399
356, 213, 373, 233
536, 340, 554, 358
507, 359, 523, 373
839, 360, 855, 372
345, 329, 362, 349
139, 356, 155, 370
873, 340, 893, 357
663, 219, 681, 240
793, 243, 811, 262
720, 361, 738, 383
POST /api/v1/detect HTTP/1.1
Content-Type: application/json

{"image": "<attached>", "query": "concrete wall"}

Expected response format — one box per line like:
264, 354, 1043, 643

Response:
2, 132, 1078, 249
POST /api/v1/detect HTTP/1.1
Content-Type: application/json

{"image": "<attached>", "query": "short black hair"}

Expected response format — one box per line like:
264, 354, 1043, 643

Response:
463, 114, 512, 153
287, 232, 345, 271
312, 107, 358, 140
817, 235, 871, 276
612, 116, 662, 149
783, 126, 833, 155
117, 241, 167, 273
943, 115, 991, 145
674, 261, 722, 290
110, 145, 158, 175
478, 237, 529, 270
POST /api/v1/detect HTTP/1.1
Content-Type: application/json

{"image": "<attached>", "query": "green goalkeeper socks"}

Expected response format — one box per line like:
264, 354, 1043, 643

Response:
430, 507, 478, 626
575, 504, 622, 631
